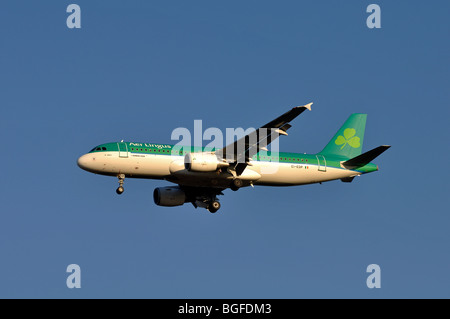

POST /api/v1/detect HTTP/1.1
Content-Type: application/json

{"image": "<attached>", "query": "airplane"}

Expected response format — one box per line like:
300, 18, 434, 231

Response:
77, 103, 390, 213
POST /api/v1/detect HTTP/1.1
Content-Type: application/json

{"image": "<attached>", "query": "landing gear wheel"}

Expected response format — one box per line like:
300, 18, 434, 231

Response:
208, 201, 221, 213
230, 178, 243, 191
116, 174, 125, 195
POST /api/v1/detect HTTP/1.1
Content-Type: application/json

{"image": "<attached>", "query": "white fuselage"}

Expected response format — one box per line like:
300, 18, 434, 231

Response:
77, 151, 359, 188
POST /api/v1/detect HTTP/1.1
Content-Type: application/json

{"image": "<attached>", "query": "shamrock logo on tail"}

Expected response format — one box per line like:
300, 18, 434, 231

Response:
335, 128, 360, 150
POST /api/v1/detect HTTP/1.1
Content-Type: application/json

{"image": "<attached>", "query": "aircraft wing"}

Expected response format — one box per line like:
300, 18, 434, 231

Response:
216, 103, 312, 175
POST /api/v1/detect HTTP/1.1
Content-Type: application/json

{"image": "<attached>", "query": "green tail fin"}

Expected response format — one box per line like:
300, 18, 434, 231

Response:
318, 113, 367, 159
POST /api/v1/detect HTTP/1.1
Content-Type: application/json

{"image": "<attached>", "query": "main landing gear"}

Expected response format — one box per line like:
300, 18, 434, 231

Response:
230, 178, 243, 191
193, 195, 221, 213
208, 200, 221, 213
116, 174, 125, 195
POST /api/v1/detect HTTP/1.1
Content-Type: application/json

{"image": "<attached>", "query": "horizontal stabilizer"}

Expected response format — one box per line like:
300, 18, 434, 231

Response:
342, 145, 391, 169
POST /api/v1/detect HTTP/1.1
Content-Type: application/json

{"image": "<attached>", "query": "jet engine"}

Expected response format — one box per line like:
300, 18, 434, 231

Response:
184, 152, 229, 172
153, 186, 187, 207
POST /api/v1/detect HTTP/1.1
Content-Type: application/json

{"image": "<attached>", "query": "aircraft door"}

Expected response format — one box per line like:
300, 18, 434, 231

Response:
316, 155, 326, 172
117, 142, 129, 158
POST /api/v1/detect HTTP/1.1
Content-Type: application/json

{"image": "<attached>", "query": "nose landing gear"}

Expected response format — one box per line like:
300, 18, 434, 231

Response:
116, 174, 125, 195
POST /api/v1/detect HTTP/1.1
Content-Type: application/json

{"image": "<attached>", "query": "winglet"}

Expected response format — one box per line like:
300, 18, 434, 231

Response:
301, 102, 313, 111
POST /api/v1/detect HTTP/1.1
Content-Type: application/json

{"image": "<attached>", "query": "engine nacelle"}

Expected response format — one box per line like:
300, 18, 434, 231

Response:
153, 186, 186, 207
184, 152, 229, 172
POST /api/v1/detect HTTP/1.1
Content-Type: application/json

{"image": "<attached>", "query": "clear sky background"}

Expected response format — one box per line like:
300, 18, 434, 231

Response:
0, 1, 449, 298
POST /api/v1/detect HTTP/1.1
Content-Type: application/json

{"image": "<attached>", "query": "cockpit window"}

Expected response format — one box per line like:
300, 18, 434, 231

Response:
90, 146, 105, 152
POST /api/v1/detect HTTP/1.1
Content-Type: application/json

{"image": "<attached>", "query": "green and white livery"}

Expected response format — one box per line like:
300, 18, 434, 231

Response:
77, 104, 390, 213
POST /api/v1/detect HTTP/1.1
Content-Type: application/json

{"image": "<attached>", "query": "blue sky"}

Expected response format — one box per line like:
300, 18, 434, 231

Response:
0, 0, 449, 298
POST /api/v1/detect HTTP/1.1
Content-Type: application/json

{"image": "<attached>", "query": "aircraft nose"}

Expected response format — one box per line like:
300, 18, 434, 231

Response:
77, 154, 91, 171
